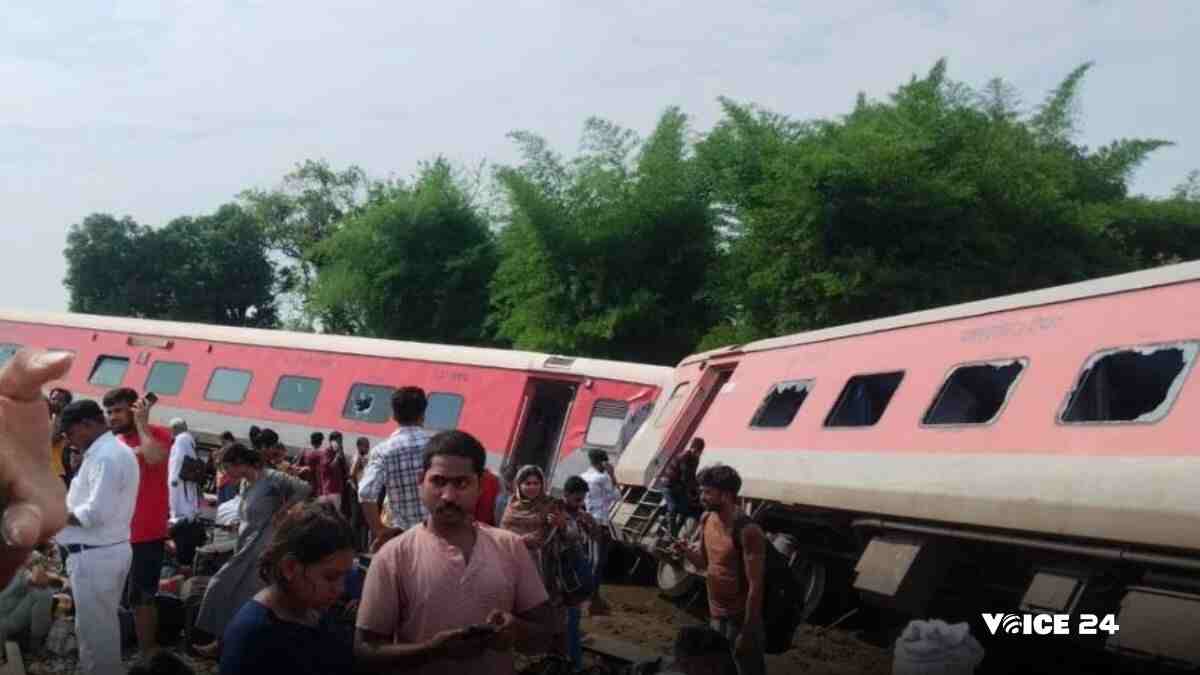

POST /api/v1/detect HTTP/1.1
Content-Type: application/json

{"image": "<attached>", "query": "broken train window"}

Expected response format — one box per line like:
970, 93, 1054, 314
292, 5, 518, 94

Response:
750, 380, 814, 428
923, 359, 1026, 426
1060, 341, 1199, 423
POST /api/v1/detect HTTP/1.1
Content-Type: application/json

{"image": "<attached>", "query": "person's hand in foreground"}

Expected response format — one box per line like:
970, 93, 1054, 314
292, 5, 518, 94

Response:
0, 350, 74, 586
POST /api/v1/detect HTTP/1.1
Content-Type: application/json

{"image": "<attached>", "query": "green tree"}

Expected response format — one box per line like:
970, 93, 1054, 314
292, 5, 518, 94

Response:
239, 159, 371, 326
695, 60, 1180, 348
63, 206, 277, 327
153, 204, 279, 327
491, 109, 718, 364
64, 214, 154, 316
309, 159, 497, 344
1093, 171, 1200, 266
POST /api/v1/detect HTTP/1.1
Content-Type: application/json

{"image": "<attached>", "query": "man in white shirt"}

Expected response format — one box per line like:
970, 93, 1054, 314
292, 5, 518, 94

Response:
167, 418, 204, 570
57, 399, 140, 675
580, 448, 620, 615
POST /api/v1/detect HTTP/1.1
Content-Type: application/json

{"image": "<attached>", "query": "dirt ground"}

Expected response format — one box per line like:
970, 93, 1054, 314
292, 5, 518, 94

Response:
22, 582, 889, 675
584, 583, 893, 675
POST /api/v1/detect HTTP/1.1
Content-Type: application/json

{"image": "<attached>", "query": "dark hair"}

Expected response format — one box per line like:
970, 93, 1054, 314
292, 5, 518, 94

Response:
501, 463, 519, 483
329, 430, 343, 441
59, 400, 105, 431
422, 430, 486, 474
102, 387, 138, 408
588, 448, 609, 468
49, 387, 73, 404
391, 386, 428, 424
310, 431, 325, 447
258, 502, 355, 588
690, 437, 706, 452
697, 464, 741, 496
221, 442, 263, 468
356, 436, 370, 448
251, 427, 280, 450
128, 650, 195, 675
673, 625, 733, 664
220, 430, 235, 443
564, 476, 589, 495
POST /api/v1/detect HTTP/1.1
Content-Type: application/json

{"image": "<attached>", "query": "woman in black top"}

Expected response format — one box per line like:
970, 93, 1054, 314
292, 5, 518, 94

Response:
219, 502, 356, 675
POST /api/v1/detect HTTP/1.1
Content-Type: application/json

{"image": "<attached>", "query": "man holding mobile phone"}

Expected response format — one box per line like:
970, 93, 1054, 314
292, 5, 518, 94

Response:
355, 430, 556, 674
103, 387, 170, 656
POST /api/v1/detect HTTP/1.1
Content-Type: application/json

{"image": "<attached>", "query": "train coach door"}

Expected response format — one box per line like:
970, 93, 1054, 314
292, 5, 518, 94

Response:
507, 379, 578, 479
661, 363, 737, 463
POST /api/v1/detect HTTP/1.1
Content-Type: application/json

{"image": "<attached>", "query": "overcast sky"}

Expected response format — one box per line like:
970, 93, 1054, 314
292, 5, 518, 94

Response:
2, 0, 1196, 313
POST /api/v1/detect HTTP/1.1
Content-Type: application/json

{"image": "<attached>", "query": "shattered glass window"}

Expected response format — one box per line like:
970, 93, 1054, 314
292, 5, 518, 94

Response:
1061, 342, 1198, 423
749, 380, 813, 428
924, 360, 1026, 425
343, 383, 395, 423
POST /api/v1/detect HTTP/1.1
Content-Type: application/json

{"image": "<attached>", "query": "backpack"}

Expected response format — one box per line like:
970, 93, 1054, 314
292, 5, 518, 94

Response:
699, 513, 800, 654
179, 455, 208, 484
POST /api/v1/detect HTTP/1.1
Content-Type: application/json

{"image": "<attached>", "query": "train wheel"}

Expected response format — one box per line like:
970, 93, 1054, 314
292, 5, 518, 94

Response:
657, 559, 698, 598
791, 557, 828, 625
771, 533, 829, 626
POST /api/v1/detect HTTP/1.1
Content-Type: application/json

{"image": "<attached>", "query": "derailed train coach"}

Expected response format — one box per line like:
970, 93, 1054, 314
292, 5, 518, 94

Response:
0, 310, 670, 492
612, 260, 1200, 667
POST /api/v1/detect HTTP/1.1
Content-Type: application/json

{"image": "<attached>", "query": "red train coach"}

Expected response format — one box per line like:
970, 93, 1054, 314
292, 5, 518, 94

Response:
0, 310, 670, 490
613, 260, 1200, 666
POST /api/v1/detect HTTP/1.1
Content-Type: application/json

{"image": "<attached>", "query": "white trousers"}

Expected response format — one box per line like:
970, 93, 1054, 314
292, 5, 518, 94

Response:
66, 543, 132, 675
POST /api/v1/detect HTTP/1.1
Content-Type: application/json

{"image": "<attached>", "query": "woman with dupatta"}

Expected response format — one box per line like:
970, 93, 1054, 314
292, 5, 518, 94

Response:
501, 465, 568, 653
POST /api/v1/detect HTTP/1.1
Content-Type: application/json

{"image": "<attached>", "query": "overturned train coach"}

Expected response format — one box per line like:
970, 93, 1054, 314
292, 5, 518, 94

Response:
0, 310, 670, 492
612, 260, 1200, 667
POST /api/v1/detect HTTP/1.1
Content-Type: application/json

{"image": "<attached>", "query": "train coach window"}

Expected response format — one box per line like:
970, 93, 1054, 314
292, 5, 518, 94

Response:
1060, 341, 1199, 424
272, 376, 322, 413
824, 371, 904, 427
0, 344, 20, 367
425, 392, 465, 431
655, 382, 691, 428
205, 368, 252, 404
145, 361, 189, 397
923, 360, 1026, 426
343, 383, 395, 423
89, 355, 130, 387
750, 380, 813, 428
586, 399, 630, 447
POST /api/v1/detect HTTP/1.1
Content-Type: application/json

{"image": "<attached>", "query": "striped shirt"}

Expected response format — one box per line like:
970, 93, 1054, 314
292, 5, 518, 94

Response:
357, 426, 432, 530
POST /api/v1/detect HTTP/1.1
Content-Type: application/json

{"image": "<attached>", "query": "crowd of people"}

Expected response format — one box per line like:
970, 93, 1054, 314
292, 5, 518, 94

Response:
0, 349, 767, 675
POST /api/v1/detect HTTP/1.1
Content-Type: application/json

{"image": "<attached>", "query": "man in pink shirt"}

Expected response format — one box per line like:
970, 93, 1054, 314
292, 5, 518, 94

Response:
355, 430, 554, 674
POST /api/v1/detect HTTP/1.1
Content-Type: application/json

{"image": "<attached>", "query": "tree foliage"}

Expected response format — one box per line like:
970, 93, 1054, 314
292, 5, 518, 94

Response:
239, 159, 372, 326
309, 159, 497, 345
64, 205, 277, 326
694, 60, 1184, 347
490, 109, 718, 364
61, 60, 1200, 364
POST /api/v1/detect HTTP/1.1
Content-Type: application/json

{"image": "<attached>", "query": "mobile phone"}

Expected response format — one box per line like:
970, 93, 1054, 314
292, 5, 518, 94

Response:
144, 392, 158, 405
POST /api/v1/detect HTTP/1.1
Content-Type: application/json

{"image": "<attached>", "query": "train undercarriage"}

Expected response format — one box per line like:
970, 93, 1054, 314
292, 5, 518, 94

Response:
610, 485, 1200, 671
